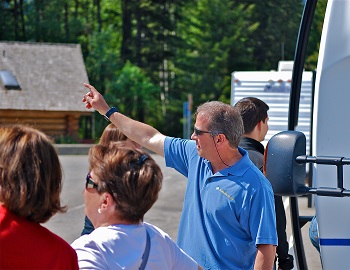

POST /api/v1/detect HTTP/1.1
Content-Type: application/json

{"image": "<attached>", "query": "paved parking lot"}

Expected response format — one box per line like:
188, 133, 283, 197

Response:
44, 154, 321, 269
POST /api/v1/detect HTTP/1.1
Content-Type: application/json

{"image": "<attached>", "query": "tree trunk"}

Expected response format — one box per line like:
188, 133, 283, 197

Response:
95, 0, 101, 32
64, 1, 69, 42
121, 0, 132, 63
13, 0, 18, 40
19, 0, 26, 40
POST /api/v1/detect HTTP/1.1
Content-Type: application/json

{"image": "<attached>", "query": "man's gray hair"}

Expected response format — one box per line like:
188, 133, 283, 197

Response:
196, 101, 243, 148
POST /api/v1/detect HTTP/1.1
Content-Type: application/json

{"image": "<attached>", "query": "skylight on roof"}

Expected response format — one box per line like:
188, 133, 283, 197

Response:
0, 70, 21, 90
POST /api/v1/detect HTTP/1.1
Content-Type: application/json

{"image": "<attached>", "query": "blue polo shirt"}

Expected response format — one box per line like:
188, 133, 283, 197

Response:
164, 137, 277, 270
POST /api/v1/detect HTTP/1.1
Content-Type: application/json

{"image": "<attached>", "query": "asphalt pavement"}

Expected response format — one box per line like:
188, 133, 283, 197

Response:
44, 153, 322, 270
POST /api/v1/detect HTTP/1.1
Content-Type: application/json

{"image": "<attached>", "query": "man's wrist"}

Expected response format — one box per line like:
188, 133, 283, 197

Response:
103, 107, 119, 121
99, 106, 111, 116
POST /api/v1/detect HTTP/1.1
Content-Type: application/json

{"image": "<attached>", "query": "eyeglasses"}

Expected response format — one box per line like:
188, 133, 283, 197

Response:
85, 173, 99, 190
193, 126, 214, 136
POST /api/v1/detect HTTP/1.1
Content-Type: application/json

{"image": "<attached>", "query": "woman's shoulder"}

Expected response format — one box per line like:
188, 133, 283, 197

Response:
143, 222, 175, 245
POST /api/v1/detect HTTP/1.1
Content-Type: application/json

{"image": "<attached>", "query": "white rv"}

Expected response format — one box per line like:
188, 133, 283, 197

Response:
230, 61, 314, 154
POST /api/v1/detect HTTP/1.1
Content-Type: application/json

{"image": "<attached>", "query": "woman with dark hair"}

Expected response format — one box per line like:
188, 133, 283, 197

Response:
0, 124, 78, 269
72, 142, 202, 270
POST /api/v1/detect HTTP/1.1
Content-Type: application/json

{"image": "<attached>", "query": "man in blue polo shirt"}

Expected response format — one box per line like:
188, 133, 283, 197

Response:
82, 83, 278, 269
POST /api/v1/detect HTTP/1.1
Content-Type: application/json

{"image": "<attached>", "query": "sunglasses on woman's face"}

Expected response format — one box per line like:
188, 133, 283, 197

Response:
85, 173, 99, 190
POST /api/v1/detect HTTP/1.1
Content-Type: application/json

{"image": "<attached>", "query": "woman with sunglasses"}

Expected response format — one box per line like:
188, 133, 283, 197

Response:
0, 124, 78, 269
72, 142, 203, 270
81, 123, 141, 236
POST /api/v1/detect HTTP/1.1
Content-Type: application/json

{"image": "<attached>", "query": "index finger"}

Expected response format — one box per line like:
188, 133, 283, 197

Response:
84, 83, 99, 95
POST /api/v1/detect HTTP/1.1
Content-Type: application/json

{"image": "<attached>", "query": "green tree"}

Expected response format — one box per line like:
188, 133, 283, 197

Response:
117, 0, 187, 136
0, 0, 26, 40
104, 61, 162, 129
305, 0, 327, 70
248, 0, 304, 70
175, 0, 255, 107
0, 0, 326, 138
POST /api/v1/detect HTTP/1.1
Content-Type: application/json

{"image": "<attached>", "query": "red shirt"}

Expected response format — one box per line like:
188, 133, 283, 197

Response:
0, 205, 78, 270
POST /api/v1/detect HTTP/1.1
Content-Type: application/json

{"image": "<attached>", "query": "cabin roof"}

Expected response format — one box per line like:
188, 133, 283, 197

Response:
0, 41, 91, 112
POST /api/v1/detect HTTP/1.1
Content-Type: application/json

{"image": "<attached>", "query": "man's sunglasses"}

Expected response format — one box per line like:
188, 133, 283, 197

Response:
194, 127, 214, 136
85, 173, 99, 190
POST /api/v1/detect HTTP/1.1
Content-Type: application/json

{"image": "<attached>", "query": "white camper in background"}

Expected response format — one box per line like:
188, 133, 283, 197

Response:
230, 61, 314, 154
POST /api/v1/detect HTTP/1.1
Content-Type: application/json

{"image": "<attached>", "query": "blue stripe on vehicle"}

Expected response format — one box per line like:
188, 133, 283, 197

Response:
320, 239, 350, 246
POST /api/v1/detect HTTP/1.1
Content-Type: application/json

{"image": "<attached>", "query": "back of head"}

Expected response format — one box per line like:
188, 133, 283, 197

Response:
89, 142, 163, 223
234, 97, 269, 134
0, 124, 65, 223
99, 123, 127, 145
196, 101, 244, 148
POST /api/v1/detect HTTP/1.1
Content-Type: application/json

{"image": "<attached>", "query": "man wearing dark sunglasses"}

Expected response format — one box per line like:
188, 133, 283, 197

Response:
82, 83, 277, 270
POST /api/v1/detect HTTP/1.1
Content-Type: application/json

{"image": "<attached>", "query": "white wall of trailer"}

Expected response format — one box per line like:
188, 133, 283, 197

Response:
231, 70, 313, 155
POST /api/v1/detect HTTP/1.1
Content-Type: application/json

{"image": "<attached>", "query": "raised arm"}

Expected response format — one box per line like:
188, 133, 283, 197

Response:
82, 83, 166, 156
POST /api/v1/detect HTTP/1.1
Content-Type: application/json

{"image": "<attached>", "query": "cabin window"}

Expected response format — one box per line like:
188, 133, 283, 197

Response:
0, 70, 21, 90
79, 115, 94, 142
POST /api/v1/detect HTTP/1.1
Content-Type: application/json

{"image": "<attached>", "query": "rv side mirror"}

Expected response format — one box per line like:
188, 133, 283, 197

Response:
264, 131, 307, 196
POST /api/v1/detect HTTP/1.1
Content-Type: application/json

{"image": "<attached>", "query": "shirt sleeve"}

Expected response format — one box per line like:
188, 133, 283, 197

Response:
164, 137, 197, 177
71, 237, 107, 270
249, 185, 278, 246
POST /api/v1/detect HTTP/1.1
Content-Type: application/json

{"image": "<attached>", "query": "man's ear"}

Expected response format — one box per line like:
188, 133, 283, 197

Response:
216, 133, 226, 143
256, 120, 263, 131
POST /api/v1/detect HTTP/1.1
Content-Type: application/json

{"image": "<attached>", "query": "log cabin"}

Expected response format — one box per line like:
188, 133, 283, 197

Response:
0, 41, 93, 142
